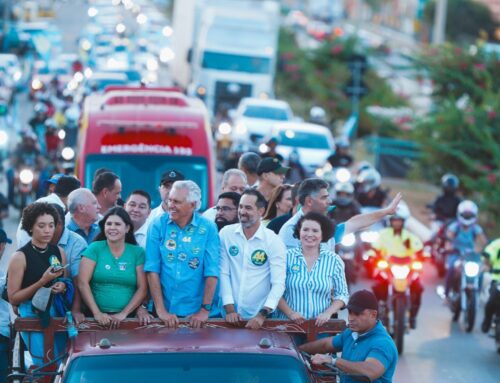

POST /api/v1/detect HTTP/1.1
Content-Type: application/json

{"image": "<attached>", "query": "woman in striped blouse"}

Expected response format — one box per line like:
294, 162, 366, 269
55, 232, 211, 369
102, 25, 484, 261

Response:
277, 212, 349, 325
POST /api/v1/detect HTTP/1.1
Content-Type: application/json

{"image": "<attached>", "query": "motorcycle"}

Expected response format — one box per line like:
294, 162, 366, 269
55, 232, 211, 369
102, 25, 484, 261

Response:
14, 167, 38, 213
373, 255, 423, 354
424, 219, 454, 278
446, 250, 483, 332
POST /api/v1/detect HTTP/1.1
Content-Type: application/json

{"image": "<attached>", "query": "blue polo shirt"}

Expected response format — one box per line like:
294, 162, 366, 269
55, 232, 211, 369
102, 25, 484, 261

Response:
144, 212, 220, 317
66, 217, 100, 244
332, 321, 397, 383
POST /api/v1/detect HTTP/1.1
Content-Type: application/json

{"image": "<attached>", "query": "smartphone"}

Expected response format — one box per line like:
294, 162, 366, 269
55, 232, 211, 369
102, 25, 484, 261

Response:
52, 264, 70, 273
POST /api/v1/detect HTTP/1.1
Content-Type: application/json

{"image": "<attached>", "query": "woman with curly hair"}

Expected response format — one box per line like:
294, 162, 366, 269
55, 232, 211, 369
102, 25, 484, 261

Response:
7, 202, 69, 366
78, 207, 148, 328
261, 184, 293, 227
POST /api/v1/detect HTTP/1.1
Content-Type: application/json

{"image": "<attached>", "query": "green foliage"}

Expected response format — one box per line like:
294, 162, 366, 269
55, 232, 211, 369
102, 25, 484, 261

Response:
276, 30, 406, 137
413, 44, 500, 234
424, 0, 499, 43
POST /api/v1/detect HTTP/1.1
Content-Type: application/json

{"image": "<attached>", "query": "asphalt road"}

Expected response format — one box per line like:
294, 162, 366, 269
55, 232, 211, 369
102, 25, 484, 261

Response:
1, 1, 499, 382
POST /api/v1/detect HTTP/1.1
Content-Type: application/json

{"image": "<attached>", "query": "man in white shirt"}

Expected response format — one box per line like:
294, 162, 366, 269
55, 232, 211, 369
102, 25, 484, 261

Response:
219, 189, 286, 329
238, 152, 261, 188
202, 169, 247, 221
125, 190, 152, 249
279, 178, 402, 251
147, 170, 185, 224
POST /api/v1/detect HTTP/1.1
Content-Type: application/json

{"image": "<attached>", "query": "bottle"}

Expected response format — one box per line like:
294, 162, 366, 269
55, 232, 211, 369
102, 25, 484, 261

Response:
66, 311, 78, 338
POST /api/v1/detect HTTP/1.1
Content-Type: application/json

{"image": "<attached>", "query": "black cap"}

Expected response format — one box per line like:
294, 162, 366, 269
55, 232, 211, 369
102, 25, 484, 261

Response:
0, 229, 12, 244
345, 290, 378, 313
160, 170, 185, 185
54, 176, 81, 197
257, 158, 290, 176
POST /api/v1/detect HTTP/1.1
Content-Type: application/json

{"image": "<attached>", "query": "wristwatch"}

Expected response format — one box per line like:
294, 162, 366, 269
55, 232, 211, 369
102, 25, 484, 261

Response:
201, 303, 212, 311
258, 308, 273, 318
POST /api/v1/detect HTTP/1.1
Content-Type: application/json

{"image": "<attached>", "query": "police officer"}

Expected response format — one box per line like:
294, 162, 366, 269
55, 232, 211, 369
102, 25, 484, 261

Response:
219, 189, 286, 329
481, 238, 500, 333
145, 181, 219, 328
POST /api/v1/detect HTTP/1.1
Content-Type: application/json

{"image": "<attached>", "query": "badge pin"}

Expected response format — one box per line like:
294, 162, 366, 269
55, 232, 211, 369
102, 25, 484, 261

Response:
118, 263, 127, 271
186, 226, 195, 234
182, 236, 192, 243
198, 226, 207, 235
192, 247, 201, 255
170, 230, 178, 238
105, 264, 111, 270
291, 264, 300, 273
165, 239, 177, 250
166, 252, 175, 262
229, 245, 239, 257
188, 257, 200, 270
178, 253, 187, 262
251, 250, 268, 266
49, 255, 61, 267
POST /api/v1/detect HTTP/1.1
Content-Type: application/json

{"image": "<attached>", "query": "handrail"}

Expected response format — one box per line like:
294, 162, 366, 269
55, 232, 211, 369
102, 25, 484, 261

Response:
14, 317, 347, 364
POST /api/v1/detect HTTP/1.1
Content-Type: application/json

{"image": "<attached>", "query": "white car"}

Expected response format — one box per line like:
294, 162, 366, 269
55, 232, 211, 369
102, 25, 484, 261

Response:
270, 122, 335, 175
228, 98, 294, 149
0, 54, 23, 88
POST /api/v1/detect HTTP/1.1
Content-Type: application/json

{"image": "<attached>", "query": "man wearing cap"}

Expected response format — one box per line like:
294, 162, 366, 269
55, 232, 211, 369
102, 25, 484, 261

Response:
300, 289, 398, 383
202, 169, 247, 221
44, 173, 64, 195
0, 229, 12, 382
147, 170, 185, 224
256, 158, 289, 202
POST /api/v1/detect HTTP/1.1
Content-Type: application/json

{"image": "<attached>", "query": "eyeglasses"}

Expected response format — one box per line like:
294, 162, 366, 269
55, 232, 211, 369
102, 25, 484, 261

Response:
215, 206, 237, 212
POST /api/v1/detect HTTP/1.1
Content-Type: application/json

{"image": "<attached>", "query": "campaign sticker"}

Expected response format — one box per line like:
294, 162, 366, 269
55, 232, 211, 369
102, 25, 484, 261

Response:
178, 253, 187, 262
188, 257, 200, 270
291, 264, 301, 273
229, 245, 239, 257
105, 264, 111, 270
182, 236, 192, 243
186, 226, 195, 234
192, 247, 201, 255
198, 226, 207, 235
49, 255, 61, 267
169, 230, 178, 238
251, 250, 268, 266
118, 262, 127, 271
166, 252, 175, 262
165, 239, 176, 251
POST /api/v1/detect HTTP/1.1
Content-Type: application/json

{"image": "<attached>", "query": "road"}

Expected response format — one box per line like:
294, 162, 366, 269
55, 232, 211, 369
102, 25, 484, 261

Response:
1, 1, 499, 382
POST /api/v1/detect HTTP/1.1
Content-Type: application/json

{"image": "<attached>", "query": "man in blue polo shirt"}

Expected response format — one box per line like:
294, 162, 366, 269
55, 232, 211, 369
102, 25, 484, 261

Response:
300, 289, 397, 383
145, 180, 220, 329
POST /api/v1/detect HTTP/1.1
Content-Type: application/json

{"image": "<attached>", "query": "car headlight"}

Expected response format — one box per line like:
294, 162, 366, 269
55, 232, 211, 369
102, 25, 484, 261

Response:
464, 262, 479, 277
218, 122, 232, 135
31, 78, 43, 90
87, 7, 98, 17
0, 131, 8, 146
391, 265, 410, 279
196, 86, 206, 97
136, 13, 148, 25
360, 231, 379, 243
341, 233, 356, 247
116, 23, 126, 34
235, 123, 247, 135
162, 26, 173, 37
20, 169, 34, 184
58, 129, 66, 140
84, 67, 93, 78
61, 147, 75, 161
80, 39, 92, 51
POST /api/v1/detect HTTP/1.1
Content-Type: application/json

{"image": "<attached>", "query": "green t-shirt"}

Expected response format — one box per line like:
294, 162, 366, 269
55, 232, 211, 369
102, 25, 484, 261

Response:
82, 241, 145, 313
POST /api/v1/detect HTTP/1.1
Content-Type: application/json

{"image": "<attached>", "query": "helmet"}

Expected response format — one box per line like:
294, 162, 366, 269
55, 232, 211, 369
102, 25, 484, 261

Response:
355, 161, 373, 175
390, 201, 410, 221
356, 168, 381, 193
457, 200, 478, 226
309, 106, 326, 124
334, 182, 354, 206
336, 137, 350, 150
441, 173, 459, 192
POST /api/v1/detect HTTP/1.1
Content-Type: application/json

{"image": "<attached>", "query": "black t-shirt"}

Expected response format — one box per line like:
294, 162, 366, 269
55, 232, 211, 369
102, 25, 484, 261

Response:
267, 211, 292, 235
20, 242, 62, 289
432, 194, 461, 221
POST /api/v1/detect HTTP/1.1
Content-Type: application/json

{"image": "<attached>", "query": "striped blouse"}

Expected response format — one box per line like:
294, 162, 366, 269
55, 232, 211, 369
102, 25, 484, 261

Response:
276, 246, 349, 320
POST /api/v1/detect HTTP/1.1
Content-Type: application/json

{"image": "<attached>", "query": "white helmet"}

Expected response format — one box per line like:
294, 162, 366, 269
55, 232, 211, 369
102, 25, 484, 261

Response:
334, 182, 354, 195
356, 168, 381, 193
309, 106, 326, 124
392, 201, 410, 220
457, 200, 478, 226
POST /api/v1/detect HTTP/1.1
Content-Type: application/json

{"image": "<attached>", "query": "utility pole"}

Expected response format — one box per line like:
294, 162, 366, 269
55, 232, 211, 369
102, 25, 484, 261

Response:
432, 0, 448, 44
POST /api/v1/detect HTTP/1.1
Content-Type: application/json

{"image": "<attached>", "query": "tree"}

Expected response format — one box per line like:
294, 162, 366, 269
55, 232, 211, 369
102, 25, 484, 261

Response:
424, 0, 499, 43
413, 44, 500, 235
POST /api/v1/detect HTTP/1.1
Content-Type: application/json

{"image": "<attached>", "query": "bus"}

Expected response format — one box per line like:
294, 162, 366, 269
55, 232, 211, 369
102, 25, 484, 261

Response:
77, 87, 215, 210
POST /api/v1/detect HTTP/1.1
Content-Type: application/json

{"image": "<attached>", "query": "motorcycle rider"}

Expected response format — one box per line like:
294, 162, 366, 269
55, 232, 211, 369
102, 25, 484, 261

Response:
444, 200, 488, 299
329, 182, 361, 224
28, 102, 49, 155
371, 202, 424, 329
354, 168, 388, 208
430, 173, 462, 232
327, 138, 354, 168
481, 238, 500, 333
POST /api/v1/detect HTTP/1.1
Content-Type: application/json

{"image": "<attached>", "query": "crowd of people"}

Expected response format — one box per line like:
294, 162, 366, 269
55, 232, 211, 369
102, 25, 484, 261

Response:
0, 155, 497, 383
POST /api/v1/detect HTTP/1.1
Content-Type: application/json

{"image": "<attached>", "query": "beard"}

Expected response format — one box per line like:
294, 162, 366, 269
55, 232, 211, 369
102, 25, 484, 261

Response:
216, 217, 238, 231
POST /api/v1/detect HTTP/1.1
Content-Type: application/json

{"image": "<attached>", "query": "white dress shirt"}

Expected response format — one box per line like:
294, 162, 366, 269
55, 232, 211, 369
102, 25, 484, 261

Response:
134, 221, 149, 249
219, 222, 286, 319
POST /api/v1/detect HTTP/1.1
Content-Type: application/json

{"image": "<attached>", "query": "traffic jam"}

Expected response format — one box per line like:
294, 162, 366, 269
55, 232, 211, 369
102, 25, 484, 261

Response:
0, 0, 499, 383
